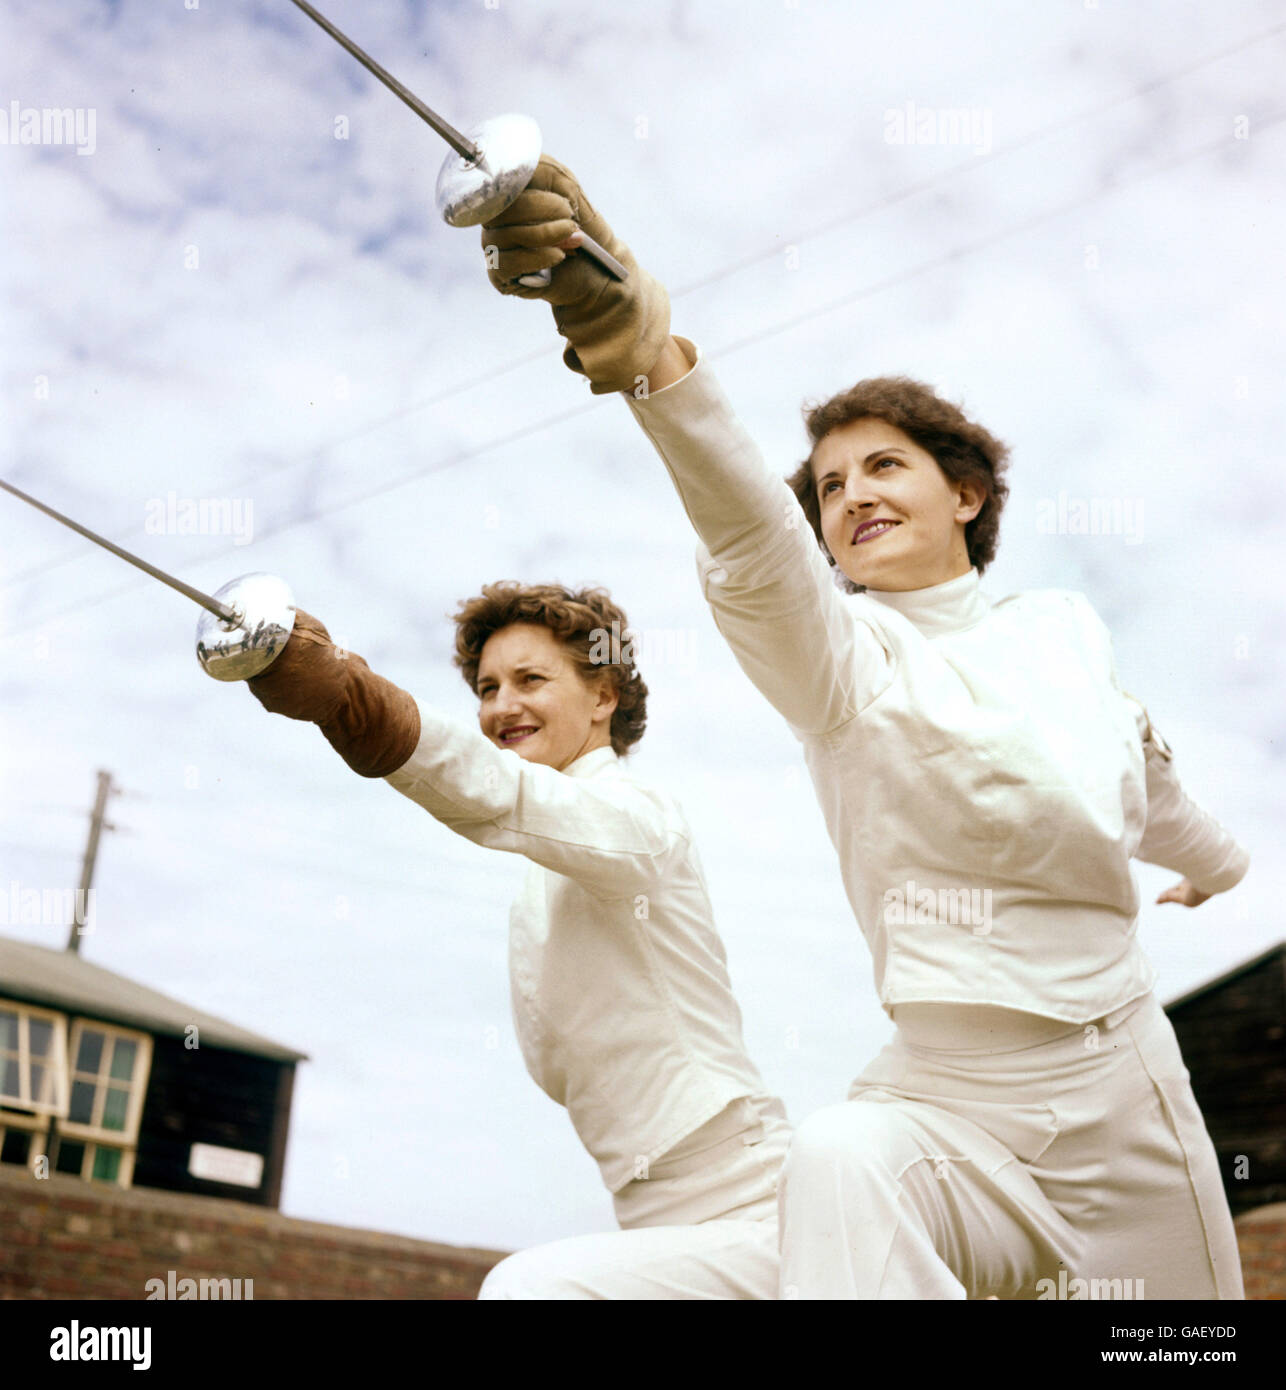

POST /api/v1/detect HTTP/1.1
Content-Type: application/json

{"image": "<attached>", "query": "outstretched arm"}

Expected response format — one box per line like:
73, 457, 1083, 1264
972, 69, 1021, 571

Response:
481, 162, 892, 737
385, 702, 679, 896
247, 609, 420, 778
246, 612, 678, 895
626, 337, 891, 736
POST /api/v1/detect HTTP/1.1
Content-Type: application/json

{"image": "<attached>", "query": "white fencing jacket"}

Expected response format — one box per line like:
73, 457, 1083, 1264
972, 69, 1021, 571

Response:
627, 341, 1249, 1024
385, 704, 780, 1194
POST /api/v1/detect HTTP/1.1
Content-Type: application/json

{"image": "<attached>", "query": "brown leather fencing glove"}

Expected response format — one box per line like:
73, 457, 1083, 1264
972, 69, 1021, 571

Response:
247, 610, 421, 778
480, 156, 671, 396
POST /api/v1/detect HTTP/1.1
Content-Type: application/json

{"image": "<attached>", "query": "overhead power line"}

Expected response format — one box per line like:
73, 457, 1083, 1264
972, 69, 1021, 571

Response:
2, 107, 1280, 641
2, 17, 1282, 593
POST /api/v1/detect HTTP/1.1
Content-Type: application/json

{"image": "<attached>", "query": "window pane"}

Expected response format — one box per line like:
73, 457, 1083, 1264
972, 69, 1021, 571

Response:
0, 1129, 32, 1165
29, 1018, 53, 1059
30, 1063, 48, 1105
0, 1010, 16, 1052
75, 1030, 104, 1075
55, 1140, 85, 1175
91, 1147, 121, 1182
101, 1086, 128, 1132
1, 1059, 19, 1101
69, 1080, 96, 1125
109, 1039, 136, 1082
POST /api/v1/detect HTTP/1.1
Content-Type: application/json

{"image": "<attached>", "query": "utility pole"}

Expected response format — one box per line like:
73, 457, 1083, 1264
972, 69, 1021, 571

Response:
65, 769, 115, 954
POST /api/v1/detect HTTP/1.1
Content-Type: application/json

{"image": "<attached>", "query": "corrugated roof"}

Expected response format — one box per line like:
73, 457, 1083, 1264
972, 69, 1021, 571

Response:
0, 934, 307, 1063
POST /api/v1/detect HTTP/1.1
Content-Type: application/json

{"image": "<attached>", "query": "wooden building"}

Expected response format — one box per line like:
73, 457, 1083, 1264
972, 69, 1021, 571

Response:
1164, 941, 1286, 1216
0, 933, 304, 1208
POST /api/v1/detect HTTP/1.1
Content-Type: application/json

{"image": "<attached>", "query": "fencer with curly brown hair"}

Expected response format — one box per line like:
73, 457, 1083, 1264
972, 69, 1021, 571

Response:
242, 579, 790, 1298
477, 155, 1249, 1300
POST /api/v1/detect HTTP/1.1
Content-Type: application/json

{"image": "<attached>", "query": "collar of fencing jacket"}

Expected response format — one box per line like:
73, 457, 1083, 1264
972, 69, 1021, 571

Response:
562, 744, 619, 778
862, 566, 988, 639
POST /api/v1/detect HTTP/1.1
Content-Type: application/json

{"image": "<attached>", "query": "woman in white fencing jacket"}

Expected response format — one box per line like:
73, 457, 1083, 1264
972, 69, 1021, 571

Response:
245, 581, 790, 1298
476, 158, 1250, 1299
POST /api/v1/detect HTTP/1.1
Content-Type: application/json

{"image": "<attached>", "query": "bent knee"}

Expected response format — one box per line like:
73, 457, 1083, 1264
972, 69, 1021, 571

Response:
478, 1250, 545, 1301
784, 1100, 918, 1178
477, 1245, 600, 1301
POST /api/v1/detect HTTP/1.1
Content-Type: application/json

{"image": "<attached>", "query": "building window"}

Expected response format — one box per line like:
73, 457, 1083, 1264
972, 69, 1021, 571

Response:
53, 1021, 151, 1187
0, 1002, 68, 1116
0, 1001, 69, 1174
0, 1004, 152, 1187
0, 1125, 38, 1166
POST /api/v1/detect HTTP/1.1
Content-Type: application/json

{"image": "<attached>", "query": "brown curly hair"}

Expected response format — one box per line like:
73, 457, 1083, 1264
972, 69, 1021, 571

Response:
786, 376, 1010, 588
451, 582, 648, 755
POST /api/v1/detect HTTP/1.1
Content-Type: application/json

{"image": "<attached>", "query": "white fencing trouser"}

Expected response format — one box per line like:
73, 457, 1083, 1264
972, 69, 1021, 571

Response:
779, 992, 1243, 1300
478, 1095, 790, 1300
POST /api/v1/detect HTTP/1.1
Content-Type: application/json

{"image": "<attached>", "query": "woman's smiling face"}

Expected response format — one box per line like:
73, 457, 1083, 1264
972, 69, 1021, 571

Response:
476, 622, 617, 770
812, 416, 984, 592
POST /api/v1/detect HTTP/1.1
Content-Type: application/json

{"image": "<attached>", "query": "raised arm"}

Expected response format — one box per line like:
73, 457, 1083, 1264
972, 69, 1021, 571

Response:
626, 338, 891, 735
247, 611, 679, 896
481, 160, 892, 736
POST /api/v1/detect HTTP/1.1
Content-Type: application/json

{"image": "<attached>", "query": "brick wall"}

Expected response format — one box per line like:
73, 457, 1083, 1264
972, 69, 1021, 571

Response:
1235, 1202, 1286, 1300
3, 1166, 1282, 1300
0, 1166, 505, 1300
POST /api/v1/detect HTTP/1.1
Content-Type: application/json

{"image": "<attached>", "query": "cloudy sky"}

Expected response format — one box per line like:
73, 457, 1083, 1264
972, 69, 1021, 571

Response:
2, 0, 1283, 1254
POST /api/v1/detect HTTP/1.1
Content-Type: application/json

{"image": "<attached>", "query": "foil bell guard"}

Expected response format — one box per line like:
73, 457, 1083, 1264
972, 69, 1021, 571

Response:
195, 573, 297, 682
